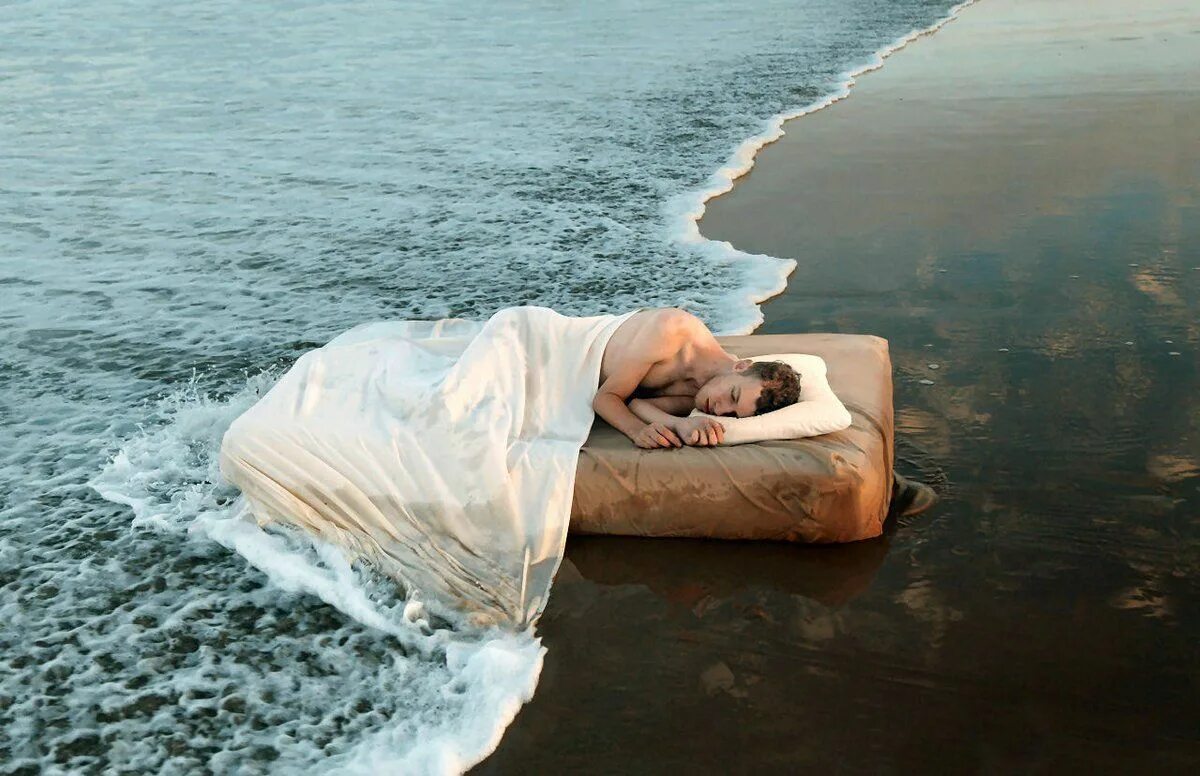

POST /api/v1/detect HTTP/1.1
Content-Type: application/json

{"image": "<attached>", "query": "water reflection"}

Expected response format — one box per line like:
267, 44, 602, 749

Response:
564, 534, 890, 609
479, 1, 1200, 770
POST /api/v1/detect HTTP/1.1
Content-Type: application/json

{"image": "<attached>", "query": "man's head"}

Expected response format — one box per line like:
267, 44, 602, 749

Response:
694, 359, 801, 418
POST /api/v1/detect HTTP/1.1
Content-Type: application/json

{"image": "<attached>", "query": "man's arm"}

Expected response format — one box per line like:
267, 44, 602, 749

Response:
627, 398, 683, 426
593, 360, 683, 449
630, 398, 725, 447
632, 395, 696, 416
594, 308, 708, 448
592, 364, 681, 448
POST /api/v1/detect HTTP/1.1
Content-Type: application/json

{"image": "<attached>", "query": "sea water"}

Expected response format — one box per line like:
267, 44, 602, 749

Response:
1, 0, 964, 771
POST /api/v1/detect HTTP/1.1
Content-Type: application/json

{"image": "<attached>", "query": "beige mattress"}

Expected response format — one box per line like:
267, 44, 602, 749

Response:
569, 333, 894, 543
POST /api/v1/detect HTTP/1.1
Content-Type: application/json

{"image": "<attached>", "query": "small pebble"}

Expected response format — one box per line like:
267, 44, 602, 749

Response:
997, 347, 1009, 352
1124, 341, 1134, 346
918, 379, 935, 385
1165, 340, 1174, 344
1129, 263, 1139, 267
924, 343, 933, 348
1069, 274, 1080, 279
928, 363, 940, 370
1168, 351, 1181, 356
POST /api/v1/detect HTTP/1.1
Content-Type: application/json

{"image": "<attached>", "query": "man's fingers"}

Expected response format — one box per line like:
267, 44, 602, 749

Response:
662, 426, 682, 447
689, 429, 700, 445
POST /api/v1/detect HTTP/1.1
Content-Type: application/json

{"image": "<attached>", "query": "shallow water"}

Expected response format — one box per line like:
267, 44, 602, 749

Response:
0, 0, 968, 771
476, 4, 1200, 770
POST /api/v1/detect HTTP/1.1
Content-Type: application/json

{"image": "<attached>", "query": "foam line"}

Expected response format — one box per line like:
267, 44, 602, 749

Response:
674, 0, 981, 336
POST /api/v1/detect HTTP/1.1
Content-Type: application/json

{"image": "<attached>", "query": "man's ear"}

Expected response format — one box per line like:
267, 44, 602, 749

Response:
733, 358, 753, 372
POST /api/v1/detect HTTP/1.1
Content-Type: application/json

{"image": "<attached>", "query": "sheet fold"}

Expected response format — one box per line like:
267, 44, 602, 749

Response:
220, 306, 634, 626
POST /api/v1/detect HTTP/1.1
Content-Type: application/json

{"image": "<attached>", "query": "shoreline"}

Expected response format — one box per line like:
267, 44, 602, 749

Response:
482, 0, 1200, 771
680, 0, 979, 336
700, 0, 1200, 337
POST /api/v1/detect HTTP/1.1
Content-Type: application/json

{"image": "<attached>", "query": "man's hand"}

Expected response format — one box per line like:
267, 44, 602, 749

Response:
675, 416, 726, 447
633, 422, 683, 449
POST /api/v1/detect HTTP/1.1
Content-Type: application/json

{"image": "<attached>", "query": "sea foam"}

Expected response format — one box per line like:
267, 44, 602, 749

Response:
0, 0, 973, 771
89, 377, 542, 775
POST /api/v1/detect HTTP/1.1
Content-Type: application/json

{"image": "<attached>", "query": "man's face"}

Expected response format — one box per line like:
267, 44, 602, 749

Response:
695, 371, 763, 418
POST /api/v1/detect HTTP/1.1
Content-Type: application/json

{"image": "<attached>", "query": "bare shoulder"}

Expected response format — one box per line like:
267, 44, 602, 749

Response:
630, 308, 701, 352
601, 307, 704, 383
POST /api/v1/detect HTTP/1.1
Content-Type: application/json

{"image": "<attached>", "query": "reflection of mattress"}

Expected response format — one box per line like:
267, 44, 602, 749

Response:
570, 333, 895, 543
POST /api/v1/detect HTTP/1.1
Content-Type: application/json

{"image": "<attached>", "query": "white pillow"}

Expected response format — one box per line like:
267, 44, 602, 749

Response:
689, 353, 852, 446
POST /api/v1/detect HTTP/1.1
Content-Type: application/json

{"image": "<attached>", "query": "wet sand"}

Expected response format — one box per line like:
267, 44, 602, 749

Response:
480, 1, 1200, 772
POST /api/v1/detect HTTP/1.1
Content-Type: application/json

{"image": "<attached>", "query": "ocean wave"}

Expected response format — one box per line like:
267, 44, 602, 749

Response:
85, 377, 542, 774
0, 0, 970, 771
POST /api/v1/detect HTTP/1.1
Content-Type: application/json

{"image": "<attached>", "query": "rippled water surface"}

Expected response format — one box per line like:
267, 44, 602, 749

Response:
598, 4, 1197, 770
0, 0, 963, 771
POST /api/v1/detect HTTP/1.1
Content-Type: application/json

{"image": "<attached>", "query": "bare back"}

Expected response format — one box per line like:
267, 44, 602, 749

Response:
599, 308, 719, 398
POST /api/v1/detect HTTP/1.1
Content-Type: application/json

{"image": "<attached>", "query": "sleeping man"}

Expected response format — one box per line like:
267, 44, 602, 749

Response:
594, 307, 801, 449
594, 307, 938, 515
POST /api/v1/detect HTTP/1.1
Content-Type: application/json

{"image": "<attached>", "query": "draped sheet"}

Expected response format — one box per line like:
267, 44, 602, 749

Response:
219, 306, 636, 627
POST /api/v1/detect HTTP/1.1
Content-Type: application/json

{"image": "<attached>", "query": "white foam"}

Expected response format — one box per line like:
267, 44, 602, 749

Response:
196, 513, 545, 776
676, 0, 981, 334
3, 0, 980, 771
90, 379, 545, 775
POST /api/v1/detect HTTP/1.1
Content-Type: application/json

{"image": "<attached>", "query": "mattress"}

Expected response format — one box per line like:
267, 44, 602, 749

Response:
569, 333, 895, 543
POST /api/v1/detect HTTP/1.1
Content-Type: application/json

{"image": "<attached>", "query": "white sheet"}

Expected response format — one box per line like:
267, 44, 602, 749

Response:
219, 306, 635, 627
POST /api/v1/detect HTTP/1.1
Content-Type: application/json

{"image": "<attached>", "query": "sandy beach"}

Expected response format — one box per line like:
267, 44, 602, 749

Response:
480, 1, 1200, 771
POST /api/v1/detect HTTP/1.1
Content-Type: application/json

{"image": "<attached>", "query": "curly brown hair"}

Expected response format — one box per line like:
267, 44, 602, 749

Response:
746, 361, 801, 415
